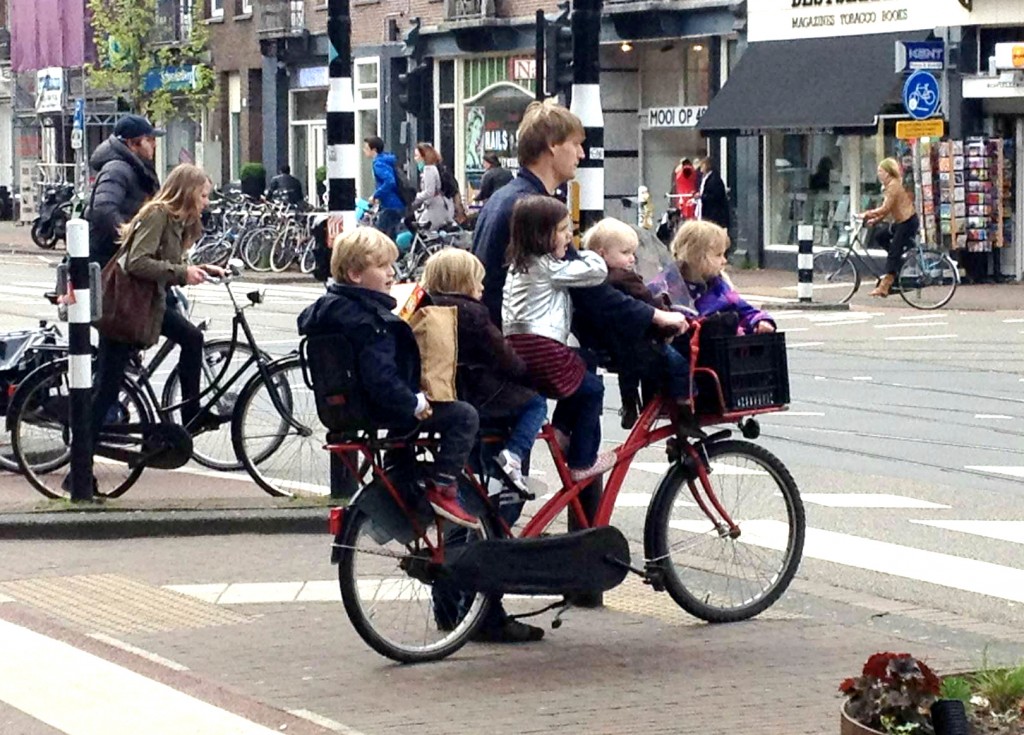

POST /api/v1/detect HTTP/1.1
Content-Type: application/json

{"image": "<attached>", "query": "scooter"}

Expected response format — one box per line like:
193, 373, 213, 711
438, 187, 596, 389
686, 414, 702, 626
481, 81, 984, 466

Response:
31, 183, 76, 250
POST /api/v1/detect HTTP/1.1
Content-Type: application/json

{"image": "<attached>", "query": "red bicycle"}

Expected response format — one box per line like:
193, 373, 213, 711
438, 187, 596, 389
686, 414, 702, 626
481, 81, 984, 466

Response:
310, 327, 805, 663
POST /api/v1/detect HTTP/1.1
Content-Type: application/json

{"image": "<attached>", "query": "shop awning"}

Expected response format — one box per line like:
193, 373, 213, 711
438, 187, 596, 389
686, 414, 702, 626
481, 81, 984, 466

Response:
698, 32, 927, 135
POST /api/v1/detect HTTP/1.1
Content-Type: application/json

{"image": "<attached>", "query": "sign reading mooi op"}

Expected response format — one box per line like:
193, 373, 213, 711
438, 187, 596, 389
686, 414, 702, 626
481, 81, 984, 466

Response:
749, 0, 972, 42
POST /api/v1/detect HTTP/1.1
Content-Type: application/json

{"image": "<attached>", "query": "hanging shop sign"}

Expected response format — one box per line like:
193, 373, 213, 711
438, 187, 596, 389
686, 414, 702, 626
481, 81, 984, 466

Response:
749, 0, 972, 42
142, 65, 197, 93
994, 43, 1024, 70
896, 119, 944, 139
643, 106, 708, 128
35, 68, 64, 113
509, 57, 536, 81
895, 40, 944, 72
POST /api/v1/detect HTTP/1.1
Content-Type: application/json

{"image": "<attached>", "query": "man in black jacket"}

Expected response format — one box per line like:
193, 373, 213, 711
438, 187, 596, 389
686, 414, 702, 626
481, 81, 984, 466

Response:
266, 164, 305, 206
473, 152, 513, 205
85, 114, 162, 267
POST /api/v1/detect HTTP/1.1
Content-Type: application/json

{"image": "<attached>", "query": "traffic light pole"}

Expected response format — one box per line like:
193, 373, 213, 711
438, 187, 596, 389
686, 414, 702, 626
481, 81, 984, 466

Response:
569, 0, 604, 233
326, 0, 357, 235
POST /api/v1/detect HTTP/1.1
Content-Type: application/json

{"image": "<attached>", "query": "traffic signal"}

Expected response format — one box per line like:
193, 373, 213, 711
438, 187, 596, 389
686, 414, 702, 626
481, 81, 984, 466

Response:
545, 2, 573, 98
397, 64, 428, 118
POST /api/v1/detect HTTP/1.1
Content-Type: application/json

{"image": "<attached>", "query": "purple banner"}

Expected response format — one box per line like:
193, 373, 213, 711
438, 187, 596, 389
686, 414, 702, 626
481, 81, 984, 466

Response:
10, 0, 88, 72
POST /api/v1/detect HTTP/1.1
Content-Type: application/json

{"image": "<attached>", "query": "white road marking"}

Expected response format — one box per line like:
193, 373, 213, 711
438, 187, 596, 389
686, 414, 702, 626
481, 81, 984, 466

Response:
788, 342, 826, 348
800, 493, 950, 509
874, 322, 948, 329
1002, 318, 1024, 323
782, 327, 810, 333
668, 520, 1024, 603
851, 376, 873, 381
910, 520, 1024, 545
765, 411, 825, 417
0, 618, 284, 734
900, 313, 954, 320
0, 593, 15, 603
217, 582, 304, 604
631, 461, 768, 476
965, 465, 1024, 479
288, 709, 369, 735
87, 633, 190, 672
974, 414, 1014, 420
164, 583, 229, 603
814, 376, 827, 381
883, 333, 958, 341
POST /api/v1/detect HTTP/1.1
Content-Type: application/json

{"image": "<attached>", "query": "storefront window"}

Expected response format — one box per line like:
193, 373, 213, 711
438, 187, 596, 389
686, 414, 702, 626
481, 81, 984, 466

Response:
766, 132, 846, 247
354, 59, 379, 201
464, 83, 532, 195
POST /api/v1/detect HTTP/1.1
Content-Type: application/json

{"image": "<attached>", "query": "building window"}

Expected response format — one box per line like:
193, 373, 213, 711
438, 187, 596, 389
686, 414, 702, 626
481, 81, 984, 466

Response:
354, 58, 380, 199
209, 0, 224, 19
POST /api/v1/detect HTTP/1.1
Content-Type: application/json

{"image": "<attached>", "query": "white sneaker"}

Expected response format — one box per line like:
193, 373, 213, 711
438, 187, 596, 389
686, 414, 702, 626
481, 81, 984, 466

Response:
495, 449, 532, 497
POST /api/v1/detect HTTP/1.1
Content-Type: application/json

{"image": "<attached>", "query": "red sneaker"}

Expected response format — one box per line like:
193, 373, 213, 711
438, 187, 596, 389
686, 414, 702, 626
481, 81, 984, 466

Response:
426, 483, 481, 530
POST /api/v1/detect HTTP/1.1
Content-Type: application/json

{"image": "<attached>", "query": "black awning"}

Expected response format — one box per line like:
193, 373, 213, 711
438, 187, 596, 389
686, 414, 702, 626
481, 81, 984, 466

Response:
698, 32, 927, 135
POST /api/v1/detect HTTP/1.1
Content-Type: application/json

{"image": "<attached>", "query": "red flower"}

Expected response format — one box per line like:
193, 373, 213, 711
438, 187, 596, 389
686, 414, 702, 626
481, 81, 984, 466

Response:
838, 678, 858, 694
917, 660, 941, 695
863, 652, 902, 679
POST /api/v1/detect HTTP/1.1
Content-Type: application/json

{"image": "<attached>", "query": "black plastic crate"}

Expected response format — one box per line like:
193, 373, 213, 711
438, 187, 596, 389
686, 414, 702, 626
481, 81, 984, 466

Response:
694, 332, 790, 413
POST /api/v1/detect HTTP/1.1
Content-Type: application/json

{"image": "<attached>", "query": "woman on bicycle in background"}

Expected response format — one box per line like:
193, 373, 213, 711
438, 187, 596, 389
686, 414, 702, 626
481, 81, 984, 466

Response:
863, 157, 918, 298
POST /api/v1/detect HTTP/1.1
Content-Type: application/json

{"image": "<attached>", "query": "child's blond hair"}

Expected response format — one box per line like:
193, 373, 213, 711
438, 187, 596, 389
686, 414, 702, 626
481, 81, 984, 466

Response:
330, 226, 399, 284
671, 220, 730, 282
581, 217, 638, 255
420, 248, 485, 296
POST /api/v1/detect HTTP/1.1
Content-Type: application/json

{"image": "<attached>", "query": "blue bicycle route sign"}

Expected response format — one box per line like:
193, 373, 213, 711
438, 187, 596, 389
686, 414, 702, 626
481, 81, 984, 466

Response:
903, 70, 941, 120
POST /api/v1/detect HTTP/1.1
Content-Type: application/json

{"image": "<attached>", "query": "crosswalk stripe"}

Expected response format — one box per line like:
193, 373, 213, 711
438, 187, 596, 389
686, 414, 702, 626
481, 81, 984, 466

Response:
884, 333, 958, 341
966, 465, 1024, 479
910, 520, 1024, 545
669, 520, 1024, 603
0, 618, 283, 734
800, 493, 950, 509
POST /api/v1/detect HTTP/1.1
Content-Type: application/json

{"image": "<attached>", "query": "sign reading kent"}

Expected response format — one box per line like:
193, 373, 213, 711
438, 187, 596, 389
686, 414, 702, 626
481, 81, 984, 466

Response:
749, 0, 973, 42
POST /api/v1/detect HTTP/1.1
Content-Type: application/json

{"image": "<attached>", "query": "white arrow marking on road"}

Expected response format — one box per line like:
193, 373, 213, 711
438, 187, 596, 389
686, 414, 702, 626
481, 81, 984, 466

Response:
965, 466, 1024, 479
909, 520, 1024, 545
883, 333, 958, 341
668, 520, 1024, 603
800, 493, 950, 509
0, 619, 284, 734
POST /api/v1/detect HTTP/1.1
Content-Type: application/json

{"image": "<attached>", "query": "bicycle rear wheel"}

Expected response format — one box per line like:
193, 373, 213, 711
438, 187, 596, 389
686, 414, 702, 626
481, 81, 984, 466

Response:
897, 249, 957, 310
270, 229, 297, 273
232, 356, 329, 497
337, 507, 491, 663
240, 227, 275, 272
810, 249, 859, 305
10, 361, 150, 499
298, 237, 317, 274
644, 439, 805, 622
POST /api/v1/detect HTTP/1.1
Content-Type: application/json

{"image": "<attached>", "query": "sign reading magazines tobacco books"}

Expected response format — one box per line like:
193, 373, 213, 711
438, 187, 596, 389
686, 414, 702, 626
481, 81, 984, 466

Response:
749, 0, 973, 42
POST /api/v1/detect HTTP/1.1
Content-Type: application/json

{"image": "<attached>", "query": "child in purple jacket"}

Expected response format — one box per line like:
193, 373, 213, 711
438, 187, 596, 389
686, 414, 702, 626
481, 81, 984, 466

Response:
671, 220, 776, 334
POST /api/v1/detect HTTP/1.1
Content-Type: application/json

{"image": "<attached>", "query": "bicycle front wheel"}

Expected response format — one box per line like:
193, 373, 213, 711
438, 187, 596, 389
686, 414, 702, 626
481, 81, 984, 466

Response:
298, 237, 317, 275
231, 356, 329, 497
644, 439, 805, 623
10, 361, 151, 499
269, 230, 296, 273
240, 227, 275, 272
811, 249, 859, 305
161, 339, 259, 471
337, 508, 491, 663
897, 249, 957, 310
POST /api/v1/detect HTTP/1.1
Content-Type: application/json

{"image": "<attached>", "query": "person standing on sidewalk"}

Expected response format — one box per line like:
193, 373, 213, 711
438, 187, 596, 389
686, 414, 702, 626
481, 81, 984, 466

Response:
863, 157, 918, 298
362, 136, 407, 240
84, 114, 163, 268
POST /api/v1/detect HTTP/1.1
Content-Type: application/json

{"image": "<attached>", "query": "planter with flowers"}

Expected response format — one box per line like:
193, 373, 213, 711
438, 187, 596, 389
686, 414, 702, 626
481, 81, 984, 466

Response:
840, 652, 1024, 734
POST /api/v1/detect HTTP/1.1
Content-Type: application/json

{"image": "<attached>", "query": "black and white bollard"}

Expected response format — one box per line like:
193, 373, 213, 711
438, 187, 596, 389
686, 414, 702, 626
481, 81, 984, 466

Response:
569, 0, 604, 234
797, 223, 814, 304
326, 0, 357, 243
66, 218, 94, 501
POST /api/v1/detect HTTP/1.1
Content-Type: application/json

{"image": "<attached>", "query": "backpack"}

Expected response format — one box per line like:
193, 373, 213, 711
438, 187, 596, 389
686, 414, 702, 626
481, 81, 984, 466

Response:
391, 160, 417, 208
438, 164, 459, 199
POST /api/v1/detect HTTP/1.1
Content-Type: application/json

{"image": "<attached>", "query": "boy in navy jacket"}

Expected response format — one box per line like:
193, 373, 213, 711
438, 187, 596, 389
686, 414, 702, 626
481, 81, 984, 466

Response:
297, 227, 480, 529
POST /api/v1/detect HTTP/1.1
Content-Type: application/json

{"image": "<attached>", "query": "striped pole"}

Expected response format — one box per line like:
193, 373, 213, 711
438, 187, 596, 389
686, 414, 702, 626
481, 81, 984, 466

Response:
66, 219, 94, 501
326, 0, 357, 243
797, 223, 814, 304
569, 0, 604, 233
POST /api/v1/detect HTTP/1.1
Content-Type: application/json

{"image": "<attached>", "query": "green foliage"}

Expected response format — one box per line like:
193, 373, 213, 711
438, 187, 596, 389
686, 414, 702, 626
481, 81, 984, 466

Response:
973, 664, 1024, 715
315, 166, 327, 184
939, 676, 973, 707
86, 0, 216, 124
240, 162, 266, 182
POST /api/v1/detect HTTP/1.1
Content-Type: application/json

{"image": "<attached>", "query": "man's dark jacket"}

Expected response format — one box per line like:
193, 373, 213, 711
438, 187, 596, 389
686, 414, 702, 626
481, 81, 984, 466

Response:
699, 169, 731, 230
267, 172, 304, 205
296, 283, 421, 424
474, 166, 514, 203
85, 135, 161, 267
471, 166, 655, 346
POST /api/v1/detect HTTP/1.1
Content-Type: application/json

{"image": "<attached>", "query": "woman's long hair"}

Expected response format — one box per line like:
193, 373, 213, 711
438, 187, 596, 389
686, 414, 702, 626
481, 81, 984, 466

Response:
415, 142, 441, 166
120, 163, 210, 247
506, 195, 570, 274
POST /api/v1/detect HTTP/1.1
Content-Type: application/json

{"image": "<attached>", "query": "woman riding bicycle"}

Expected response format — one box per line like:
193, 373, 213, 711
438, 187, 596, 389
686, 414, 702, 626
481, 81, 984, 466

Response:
863, 157, 918, 298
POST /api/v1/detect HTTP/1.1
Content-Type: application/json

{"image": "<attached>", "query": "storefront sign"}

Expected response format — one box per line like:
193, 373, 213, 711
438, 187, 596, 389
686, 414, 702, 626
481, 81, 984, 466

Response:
509, 58, 536, 81
750, 0, 972, 42
962, 73, 1024, 99
643, 106, 707, 128
142, 65, 197, 93
994, 43, 1024, 70
895, 40, 944, 72
35, 68, 64, 113
896, 119, 944, 139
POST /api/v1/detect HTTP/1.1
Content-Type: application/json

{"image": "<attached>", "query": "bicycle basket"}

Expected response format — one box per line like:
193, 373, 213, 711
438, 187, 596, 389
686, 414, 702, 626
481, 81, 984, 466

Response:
694, 332, 790, 413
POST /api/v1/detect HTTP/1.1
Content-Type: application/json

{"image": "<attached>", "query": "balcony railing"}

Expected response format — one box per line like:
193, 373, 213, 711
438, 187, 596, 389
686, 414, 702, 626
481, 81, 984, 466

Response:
259, 0, 306, 37
444, 0, 496, 21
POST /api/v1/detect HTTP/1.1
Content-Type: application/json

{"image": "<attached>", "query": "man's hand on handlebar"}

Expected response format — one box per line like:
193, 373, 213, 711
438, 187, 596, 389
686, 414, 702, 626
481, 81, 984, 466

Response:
651, 308, 690, 335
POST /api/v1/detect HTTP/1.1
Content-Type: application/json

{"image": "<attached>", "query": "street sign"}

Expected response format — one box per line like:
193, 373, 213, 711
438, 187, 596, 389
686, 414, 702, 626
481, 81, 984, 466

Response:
73, 98, 85, 129
643, 106, 708, 128
895, 40, 945, 72
896, 119, 945, 139
903, 70, 941, 120
70, 129, 83, 150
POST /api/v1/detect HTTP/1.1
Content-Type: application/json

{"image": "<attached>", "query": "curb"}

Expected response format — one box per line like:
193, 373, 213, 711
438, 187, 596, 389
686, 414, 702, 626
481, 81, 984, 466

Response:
0, 507, 331, 540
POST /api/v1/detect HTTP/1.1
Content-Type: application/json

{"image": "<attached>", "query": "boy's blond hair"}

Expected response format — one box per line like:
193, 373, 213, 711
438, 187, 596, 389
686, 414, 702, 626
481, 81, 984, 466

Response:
582, 217, 638, 254
420, 248, 485, 296
516, 100, 585, 167
671, 220, 730, 281
330, 226, 399, 283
